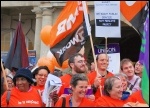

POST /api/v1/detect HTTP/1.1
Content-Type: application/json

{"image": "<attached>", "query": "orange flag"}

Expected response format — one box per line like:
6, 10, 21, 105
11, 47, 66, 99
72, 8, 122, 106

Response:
50, 1, 88, 66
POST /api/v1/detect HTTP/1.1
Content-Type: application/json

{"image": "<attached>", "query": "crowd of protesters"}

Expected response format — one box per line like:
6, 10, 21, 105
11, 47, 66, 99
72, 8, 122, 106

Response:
1, 53, 148, 107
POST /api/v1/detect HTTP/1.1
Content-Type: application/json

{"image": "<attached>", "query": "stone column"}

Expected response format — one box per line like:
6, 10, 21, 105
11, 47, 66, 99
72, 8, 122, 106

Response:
40, 7, 55, 57
31, 7, 42, 60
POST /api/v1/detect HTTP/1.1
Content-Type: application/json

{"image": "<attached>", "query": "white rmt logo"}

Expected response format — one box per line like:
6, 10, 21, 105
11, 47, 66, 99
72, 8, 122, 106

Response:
56, 1, 83, 36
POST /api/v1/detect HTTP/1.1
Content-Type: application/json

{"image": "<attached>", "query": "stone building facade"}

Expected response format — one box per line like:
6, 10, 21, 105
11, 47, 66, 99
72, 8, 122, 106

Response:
1, 1, 141, 64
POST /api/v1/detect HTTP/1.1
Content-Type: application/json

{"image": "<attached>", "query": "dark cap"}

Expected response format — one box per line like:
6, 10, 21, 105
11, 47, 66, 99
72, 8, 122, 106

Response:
13, 68, 34, 84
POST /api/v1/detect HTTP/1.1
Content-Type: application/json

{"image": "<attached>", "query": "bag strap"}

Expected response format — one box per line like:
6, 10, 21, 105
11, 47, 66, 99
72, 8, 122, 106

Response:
6, 90, 11, 106
62, 97, 66, 107
129, 78, 139, 90
37, 90, 45, 107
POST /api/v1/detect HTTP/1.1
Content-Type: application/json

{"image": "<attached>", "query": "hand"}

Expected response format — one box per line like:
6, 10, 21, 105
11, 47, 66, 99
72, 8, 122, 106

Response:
60, 94, 69, 98
94, 76, 101, 88
86, 95, 95, 101
49, 93, 59, 104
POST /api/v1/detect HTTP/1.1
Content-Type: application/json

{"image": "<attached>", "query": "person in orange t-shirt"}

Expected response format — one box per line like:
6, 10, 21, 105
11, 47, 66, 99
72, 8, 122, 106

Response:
127, 90, 146, 103
95, 76, 128, 107
55, 73, 95, 107
32, 66, 49, 94
1, 68, 43, 107
58, 53, 94, 102
88, 53, 114, 100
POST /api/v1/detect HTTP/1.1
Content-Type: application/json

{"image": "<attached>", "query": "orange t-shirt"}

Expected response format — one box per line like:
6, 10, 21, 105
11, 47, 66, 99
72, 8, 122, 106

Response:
88, 71, 114, 99
1, 87, 43, 107
33, 85, 44, 95
55, 95, 95, 107
127, 90, 146, 103
95, 95, 128, 107
58, 74, 72, 96
58, 74, 91, 96
33, 85, 44, 91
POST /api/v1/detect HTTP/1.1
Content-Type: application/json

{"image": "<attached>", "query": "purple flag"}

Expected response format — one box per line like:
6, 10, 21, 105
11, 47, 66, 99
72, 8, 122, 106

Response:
4, 21, 29, 71
140, 11, 149, 105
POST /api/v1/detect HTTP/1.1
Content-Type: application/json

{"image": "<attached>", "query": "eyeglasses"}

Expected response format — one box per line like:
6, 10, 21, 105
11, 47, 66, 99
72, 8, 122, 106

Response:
37, 74, 48, 78
77, 60, 86, 64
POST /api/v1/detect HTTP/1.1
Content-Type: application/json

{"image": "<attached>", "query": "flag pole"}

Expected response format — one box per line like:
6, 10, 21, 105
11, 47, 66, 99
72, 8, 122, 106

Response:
82, 1, 103, 96
81, 1, 99, 75
105, 37, 107, 54
1, 61, 8, 90
19, 13, 21, 22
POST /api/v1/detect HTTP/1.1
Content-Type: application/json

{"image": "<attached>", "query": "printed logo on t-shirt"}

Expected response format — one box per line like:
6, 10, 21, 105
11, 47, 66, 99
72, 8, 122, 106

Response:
18, 100, 39, 105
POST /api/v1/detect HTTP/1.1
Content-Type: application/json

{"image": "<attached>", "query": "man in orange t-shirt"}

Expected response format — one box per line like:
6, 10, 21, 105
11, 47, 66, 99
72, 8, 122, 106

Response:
58, 53, 89, 97
88, 53, 114, 99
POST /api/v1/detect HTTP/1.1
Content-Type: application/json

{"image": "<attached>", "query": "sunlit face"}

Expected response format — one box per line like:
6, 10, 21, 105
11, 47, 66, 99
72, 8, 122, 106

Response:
35, 69, 48, 86
72, 56, 86, 73
6, 77, 14, 90
109, 79, 123, 100
120, 76, 128, 91
122, 62, 134, 77
135, 61, 143, 74
72, 80, 88, 98
16, 77, 30, 92
97, 54, 109, 71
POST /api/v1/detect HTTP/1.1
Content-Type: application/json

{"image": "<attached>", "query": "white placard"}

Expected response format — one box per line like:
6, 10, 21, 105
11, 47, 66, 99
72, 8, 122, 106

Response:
107, 53, 120, 74
94, 1, 121, 37
94, 43, 120, 74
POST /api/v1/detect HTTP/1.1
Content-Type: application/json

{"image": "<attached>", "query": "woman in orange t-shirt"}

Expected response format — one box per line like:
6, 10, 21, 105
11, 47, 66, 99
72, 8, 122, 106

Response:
55, 73, 95, 107
32, 66, 49, 94
95, 76, 128, 107
1, 68, 43, 107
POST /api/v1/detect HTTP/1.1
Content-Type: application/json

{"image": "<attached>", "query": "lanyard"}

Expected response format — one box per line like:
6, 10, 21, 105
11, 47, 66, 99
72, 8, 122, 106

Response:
69, 97, 73, 107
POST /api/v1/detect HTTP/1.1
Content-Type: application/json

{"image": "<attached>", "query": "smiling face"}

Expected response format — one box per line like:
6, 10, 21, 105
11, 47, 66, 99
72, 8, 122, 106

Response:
6, 77, 14, 90
109, 79, 123, 100
97, 54, 109, 71
120, 76, 128, 91
16, 77, 30, 92
72, 80, 88, 98
71, 56, 86, 73
122, 62, 135, 79
135, 61, 143, 74
35, 69, 48, 86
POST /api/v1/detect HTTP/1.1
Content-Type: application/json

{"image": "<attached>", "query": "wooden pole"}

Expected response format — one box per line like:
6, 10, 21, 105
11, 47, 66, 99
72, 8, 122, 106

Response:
105, 37, 107, 54
1, 61, 8, 90
82, 1, 103, 96
82, 1, 99, 76
19, 13, 21, 22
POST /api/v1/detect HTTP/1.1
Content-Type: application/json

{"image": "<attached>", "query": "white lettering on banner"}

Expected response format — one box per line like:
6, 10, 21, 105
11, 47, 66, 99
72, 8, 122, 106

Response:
57, 26, 84, 57
98, 47, 116, 53
56, 2, 83, 36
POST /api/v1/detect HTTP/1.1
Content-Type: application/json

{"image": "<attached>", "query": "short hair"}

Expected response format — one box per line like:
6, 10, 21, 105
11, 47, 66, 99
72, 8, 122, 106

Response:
53, 69, 63, 77
96, 53, 108, 61
68, 53, 84, 67
104, 76, 121, 96
115, 73, 128, 81
120, 58, 133, 70
70, 73, 88, 87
